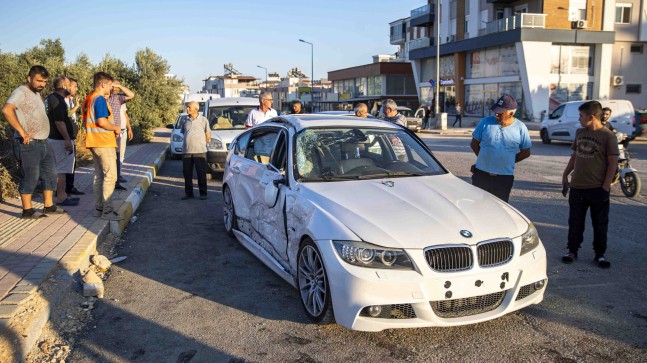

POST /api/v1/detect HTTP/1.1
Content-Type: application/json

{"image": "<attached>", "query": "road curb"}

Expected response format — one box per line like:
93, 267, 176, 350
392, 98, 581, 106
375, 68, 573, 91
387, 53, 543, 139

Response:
0, 145, 168, 362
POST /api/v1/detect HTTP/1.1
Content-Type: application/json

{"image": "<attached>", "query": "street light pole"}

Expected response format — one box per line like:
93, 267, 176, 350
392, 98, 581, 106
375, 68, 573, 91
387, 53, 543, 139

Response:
257, 65, 267, 90
435, 0, 440, 117
299, 39, 314, 112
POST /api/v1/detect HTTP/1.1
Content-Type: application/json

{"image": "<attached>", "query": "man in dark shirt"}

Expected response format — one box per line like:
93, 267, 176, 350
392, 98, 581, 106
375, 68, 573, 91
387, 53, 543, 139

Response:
46, 76, 79, 206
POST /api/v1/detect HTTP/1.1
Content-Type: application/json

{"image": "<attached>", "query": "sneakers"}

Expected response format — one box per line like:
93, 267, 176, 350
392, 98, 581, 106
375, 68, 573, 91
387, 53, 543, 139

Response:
43, 205, 66, 214
57, 197, 80, 207
101, 211, 123, 221
93, 208, 103, 217
199, 195, 208, 200
114, 184, 127, 191
22, 208, 46, 219
594, 256, 611, 269
181, 195, 194, 200
66, 187, 85, 195
561, 251, 577, 264
118, 176, 127, 183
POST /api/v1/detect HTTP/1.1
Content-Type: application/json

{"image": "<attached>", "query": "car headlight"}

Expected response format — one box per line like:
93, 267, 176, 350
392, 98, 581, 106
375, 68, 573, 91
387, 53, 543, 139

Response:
333, 241, 414, 270
520, 223, 539, 256
172, 134, 183, 142
207, 139, 223, 150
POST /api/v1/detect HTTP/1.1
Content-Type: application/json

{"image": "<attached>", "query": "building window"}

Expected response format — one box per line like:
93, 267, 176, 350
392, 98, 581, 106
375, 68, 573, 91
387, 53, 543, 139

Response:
630, 44, 643, 53
615, 3, 631, 24
626, 84, 642, 94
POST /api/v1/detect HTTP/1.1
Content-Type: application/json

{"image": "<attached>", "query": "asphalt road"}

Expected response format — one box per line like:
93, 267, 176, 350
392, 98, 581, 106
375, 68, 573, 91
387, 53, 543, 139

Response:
69, 135, 647, 362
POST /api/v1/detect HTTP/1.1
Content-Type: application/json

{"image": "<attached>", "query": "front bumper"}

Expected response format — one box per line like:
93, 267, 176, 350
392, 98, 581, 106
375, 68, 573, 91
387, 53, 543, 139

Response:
317, 239, 547, 331
207, 150, 227, 172
170, 141, 183, 155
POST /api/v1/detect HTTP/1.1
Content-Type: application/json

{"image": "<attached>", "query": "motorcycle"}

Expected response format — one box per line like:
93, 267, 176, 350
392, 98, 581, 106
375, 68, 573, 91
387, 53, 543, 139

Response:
612, 132, 641, 197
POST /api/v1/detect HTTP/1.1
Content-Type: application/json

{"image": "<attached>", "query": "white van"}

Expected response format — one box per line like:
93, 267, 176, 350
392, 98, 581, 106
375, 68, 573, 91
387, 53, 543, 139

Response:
541, 100, 635, 144
203, 97, 259, 173
183, 93, 220, 114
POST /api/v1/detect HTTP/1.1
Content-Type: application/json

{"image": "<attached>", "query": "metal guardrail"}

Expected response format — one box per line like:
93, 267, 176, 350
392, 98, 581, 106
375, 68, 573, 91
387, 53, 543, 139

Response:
411, 3, 431, 18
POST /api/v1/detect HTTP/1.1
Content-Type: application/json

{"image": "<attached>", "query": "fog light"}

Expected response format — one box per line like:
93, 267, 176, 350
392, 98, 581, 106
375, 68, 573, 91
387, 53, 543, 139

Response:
534, 279, 546, 290
368, 305, 382, 317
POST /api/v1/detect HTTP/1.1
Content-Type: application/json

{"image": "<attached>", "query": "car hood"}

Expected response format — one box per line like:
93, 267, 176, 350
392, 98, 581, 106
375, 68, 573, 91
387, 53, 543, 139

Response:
210, 129, 245, 144
300, 174, 529, 249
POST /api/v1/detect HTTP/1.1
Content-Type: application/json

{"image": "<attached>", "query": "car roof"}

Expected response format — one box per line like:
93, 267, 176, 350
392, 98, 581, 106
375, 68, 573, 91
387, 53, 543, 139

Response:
205, 97, 259, 107
396, 106, 412, 111
259, 114, 400, 132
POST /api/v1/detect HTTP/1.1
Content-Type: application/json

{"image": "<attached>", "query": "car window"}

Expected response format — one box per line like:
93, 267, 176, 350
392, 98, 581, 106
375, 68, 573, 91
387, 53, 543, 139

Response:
295, 127, 446, 182
270, 131, 288, 171
174, 115, 188, 129
550, 105, 565, 119
564, 104, 580, 118
234, 132, 251, 157
246, 130, 279, 164
207, 106, 256, 130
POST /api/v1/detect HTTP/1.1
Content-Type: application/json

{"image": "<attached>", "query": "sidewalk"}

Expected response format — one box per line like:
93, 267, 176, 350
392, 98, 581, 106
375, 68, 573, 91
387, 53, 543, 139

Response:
0, 128, 170, 358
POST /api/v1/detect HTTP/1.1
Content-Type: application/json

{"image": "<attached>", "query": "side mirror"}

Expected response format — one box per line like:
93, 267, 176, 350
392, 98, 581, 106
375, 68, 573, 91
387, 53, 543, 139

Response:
166, 124, 174, 129
260, 169, 285, 208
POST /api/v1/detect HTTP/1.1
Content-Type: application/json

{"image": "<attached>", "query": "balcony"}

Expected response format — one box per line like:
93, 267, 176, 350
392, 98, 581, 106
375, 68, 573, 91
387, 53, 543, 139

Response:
410, 4, 434, 27
409, 37, 432, 50
390, 32, 406, 44
483, 13, 546, 35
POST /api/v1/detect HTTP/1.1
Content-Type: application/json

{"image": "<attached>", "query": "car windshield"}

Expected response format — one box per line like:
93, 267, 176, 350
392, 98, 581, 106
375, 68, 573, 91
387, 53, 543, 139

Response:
207, 106, 255, 130
295, 127, 446, 182
398, 109, 413, 117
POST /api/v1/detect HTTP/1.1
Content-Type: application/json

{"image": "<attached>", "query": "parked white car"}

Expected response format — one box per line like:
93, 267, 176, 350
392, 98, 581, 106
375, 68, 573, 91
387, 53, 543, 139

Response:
203, 97, 259, 173
222, 115, 547, 331
541, 99, 635, 144
168, 113, 188, 160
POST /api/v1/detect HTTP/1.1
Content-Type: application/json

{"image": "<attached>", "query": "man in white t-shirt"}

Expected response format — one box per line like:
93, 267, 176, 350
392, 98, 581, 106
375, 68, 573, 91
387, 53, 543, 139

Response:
245, 91, 277, 128
2, 66, 65, 218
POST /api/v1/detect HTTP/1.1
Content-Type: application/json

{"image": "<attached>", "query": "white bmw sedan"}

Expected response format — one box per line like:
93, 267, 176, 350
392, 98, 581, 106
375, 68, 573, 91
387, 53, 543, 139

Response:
222, 115, 547, 332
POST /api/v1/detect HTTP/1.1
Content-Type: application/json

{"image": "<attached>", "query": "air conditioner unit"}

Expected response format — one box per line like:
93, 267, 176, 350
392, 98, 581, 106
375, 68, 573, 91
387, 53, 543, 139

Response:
612, 75, 624, 86
571, 20, 587, 29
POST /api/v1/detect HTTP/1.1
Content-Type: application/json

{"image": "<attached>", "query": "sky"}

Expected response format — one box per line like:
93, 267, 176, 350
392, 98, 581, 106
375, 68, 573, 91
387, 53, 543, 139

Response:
0, 0, 423, 92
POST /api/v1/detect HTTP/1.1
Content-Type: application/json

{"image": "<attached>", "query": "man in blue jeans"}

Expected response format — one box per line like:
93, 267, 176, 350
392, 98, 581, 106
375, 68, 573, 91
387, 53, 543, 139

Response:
470, 94, 531, 202
2, 65, 65, 218
561, 101, 618, 268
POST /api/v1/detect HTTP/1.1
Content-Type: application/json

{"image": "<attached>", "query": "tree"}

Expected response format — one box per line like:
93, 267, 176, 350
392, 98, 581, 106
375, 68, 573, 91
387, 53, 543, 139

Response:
128, 48, 183, 142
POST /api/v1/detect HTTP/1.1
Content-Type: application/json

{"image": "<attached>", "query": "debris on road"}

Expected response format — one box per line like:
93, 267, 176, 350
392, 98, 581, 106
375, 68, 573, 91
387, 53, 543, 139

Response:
81, 270, 104, 298
109, 256, 128, 264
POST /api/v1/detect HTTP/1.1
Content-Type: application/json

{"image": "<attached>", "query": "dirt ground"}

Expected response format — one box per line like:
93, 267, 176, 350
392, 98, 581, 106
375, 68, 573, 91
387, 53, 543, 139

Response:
0, 231, 124, 363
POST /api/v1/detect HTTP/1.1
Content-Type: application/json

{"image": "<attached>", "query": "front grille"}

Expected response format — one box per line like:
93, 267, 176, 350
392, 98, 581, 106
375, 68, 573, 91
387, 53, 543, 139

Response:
515, 280, 545, 301
360, 304, 416, 319
425, 246, 473, 272
477, 239, 513, 267
431, 291, 507, 318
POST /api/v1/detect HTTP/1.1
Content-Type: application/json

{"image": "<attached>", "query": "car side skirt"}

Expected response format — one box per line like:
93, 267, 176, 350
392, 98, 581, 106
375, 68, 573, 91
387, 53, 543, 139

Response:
232, 230, 297, 288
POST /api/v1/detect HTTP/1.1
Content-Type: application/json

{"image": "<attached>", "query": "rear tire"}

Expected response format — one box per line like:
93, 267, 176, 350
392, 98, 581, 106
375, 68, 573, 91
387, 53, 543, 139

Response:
540, 129, 551, 144
620, 172, 641, 197
297, 239, 335, 325
223, 186, 238, 237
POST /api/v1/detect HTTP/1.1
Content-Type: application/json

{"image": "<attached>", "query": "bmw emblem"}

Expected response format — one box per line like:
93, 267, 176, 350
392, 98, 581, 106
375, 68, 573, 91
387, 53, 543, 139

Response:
460, 230, 473, 238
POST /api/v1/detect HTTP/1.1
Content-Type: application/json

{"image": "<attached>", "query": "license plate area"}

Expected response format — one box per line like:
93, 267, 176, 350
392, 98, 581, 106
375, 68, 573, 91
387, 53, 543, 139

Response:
433, 270, 519, 300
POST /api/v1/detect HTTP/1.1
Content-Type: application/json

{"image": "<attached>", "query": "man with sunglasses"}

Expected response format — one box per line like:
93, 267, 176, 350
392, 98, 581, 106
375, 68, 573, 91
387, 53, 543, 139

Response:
470, 94, 531, 202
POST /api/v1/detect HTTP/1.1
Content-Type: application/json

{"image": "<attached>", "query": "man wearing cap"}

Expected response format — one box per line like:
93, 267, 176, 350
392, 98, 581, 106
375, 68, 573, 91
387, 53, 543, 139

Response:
470, 94, 531, 202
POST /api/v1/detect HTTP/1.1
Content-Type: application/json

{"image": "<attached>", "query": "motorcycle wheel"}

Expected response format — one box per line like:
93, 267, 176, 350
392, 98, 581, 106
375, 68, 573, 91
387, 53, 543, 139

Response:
620, 172, 641, 198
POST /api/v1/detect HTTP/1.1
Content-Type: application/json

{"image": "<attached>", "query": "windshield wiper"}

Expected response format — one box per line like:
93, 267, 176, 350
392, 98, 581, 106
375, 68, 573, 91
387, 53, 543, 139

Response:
298, 175, 361, 182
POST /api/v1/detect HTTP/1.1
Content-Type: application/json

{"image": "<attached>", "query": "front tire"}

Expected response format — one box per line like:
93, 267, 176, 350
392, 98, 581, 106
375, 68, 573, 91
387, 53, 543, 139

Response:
540, 129, 551, 144
223, 186, 238, 237
620, 172, 641, 197
297, 239, 335, 324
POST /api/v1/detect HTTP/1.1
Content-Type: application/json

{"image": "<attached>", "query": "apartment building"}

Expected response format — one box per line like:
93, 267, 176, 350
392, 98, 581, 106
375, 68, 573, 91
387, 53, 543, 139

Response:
398, 0, 647, 120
